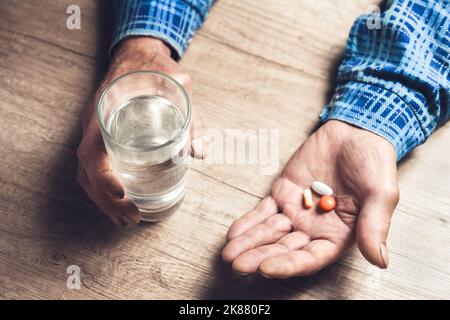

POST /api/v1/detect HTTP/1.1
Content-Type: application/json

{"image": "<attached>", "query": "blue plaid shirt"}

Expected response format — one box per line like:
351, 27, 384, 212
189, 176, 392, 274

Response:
113, 0, 450, 160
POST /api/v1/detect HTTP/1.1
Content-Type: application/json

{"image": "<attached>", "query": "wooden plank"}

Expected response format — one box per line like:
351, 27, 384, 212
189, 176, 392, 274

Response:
0, 0, 449, 299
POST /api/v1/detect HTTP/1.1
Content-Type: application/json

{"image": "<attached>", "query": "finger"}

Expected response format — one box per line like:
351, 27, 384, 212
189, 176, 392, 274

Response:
100, 197, 140, 226
78, 162, 140, 225
77, 165, 124, 226
170, 72, 192, 96
222, 214, 292, 263
258, 239, 340, 278
190, 116, 205, 159
170, 72, 204, 160
232, 231, 310, 274
167, 70, 204, 160
112, 197, 141, 224
95, 192, 140, 226
111, 217, 124, 226
118, 210, 140, 226
226, 196, 278, 241
356, 191, 399, 269
77, 132, 124, 199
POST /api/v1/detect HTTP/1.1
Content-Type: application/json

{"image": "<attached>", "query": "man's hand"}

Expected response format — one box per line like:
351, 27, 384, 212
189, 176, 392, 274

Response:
222, 120, 399, 278
77, 37, 202, 226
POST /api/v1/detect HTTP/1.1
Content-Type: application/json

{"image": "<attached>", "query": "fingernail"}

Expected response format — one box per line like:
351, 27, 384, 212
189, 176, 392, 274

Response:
380, 243, 389, 269
191, 138, 205, 159
103, 171, 125, 199
111, 188, 125, 199
235, 271, 248, 276
260, 272, 272, 279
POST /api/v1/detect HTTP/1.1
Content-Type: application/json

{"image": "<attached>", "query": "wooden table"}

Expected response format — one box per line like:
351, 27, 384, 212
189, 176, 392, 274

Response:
1, 0, 450, 299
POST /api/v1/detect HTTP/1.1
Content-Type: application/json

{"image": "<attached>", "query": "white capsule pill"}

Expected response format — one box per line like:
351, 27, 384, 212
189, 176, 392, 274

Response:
311, 181, 333, 196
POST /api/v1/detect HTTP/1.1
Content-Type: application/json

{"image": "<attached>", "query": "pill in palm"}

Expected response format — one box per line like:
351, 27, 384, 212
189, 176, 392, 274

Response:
303, 188, 313, 209
311, 181, 333, 196
319, 195, 336, 212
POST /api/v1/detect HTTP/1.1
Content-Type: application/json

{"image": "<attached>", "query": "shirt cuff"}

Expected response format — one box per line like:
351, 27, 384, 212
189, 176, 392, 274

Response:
320, 82, 426, 160
111, 0, 205, 58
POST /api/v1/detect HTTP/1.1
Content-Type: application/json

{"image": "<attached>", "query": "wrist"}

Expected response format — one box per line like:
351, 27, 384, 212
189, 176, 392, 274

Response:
320, 82, 425, 160
113, 36, 171, 61
323, 120, 396, 158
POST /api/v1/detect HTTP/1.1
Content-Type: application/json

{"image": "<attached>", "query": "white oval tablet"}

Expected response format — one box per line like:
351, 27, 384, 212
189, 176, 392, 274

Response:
311, 181, 333, 196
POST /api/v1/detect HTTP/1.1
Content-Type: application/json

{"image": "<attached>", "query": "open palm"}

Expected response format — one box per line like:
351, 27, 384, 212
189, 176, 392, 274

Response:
222, 120, 399, 278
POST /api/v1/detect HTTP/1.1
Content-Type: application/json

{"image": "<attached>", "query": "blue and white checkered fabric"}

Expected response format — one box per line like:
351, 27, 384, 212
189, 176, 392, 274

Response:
113, 0, 450, 160
112, 0, 213, 57
320, 0, 450, 159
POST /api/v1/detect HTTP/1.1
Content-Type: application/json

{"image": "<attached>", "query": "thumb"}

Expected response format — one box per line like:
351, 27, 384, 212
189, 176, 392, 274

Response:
190, 115, 205, 160
356, 191, 399, 269
167, 72, 204, 159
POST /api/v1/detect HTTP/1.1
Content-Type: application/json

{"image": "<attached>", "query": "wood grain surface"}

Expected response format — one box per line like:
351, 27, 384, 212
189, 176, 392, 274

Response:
1, 0, 449, 299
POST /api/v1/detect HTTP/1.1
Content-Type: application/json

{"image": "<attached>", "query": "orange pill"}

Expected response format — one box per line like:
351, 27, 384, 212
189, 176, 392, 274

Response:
319, 195, 336, 212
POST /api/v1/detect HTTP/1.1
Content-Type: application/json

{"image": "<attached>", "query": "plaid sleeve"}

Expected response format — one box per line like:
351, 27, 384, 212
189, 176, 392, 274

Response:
320, 0, 450, 160
111, 0, 214, 58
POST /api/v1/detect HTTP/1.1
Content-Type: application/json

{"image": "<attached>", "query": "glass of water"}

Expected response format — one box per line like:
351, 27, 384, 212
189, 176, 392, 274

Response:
97, 71, 191, 222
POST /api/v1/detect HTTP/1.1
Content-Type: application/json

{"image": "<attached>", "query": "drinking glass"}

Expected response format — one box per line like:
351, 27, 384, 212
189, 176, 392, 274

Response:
97, 71, 191, 222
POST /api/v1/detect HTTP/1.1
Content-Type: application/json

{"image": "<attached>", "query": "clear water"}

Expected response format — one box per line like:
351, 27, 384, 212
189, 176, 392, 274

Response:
106, 96, 188, 221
